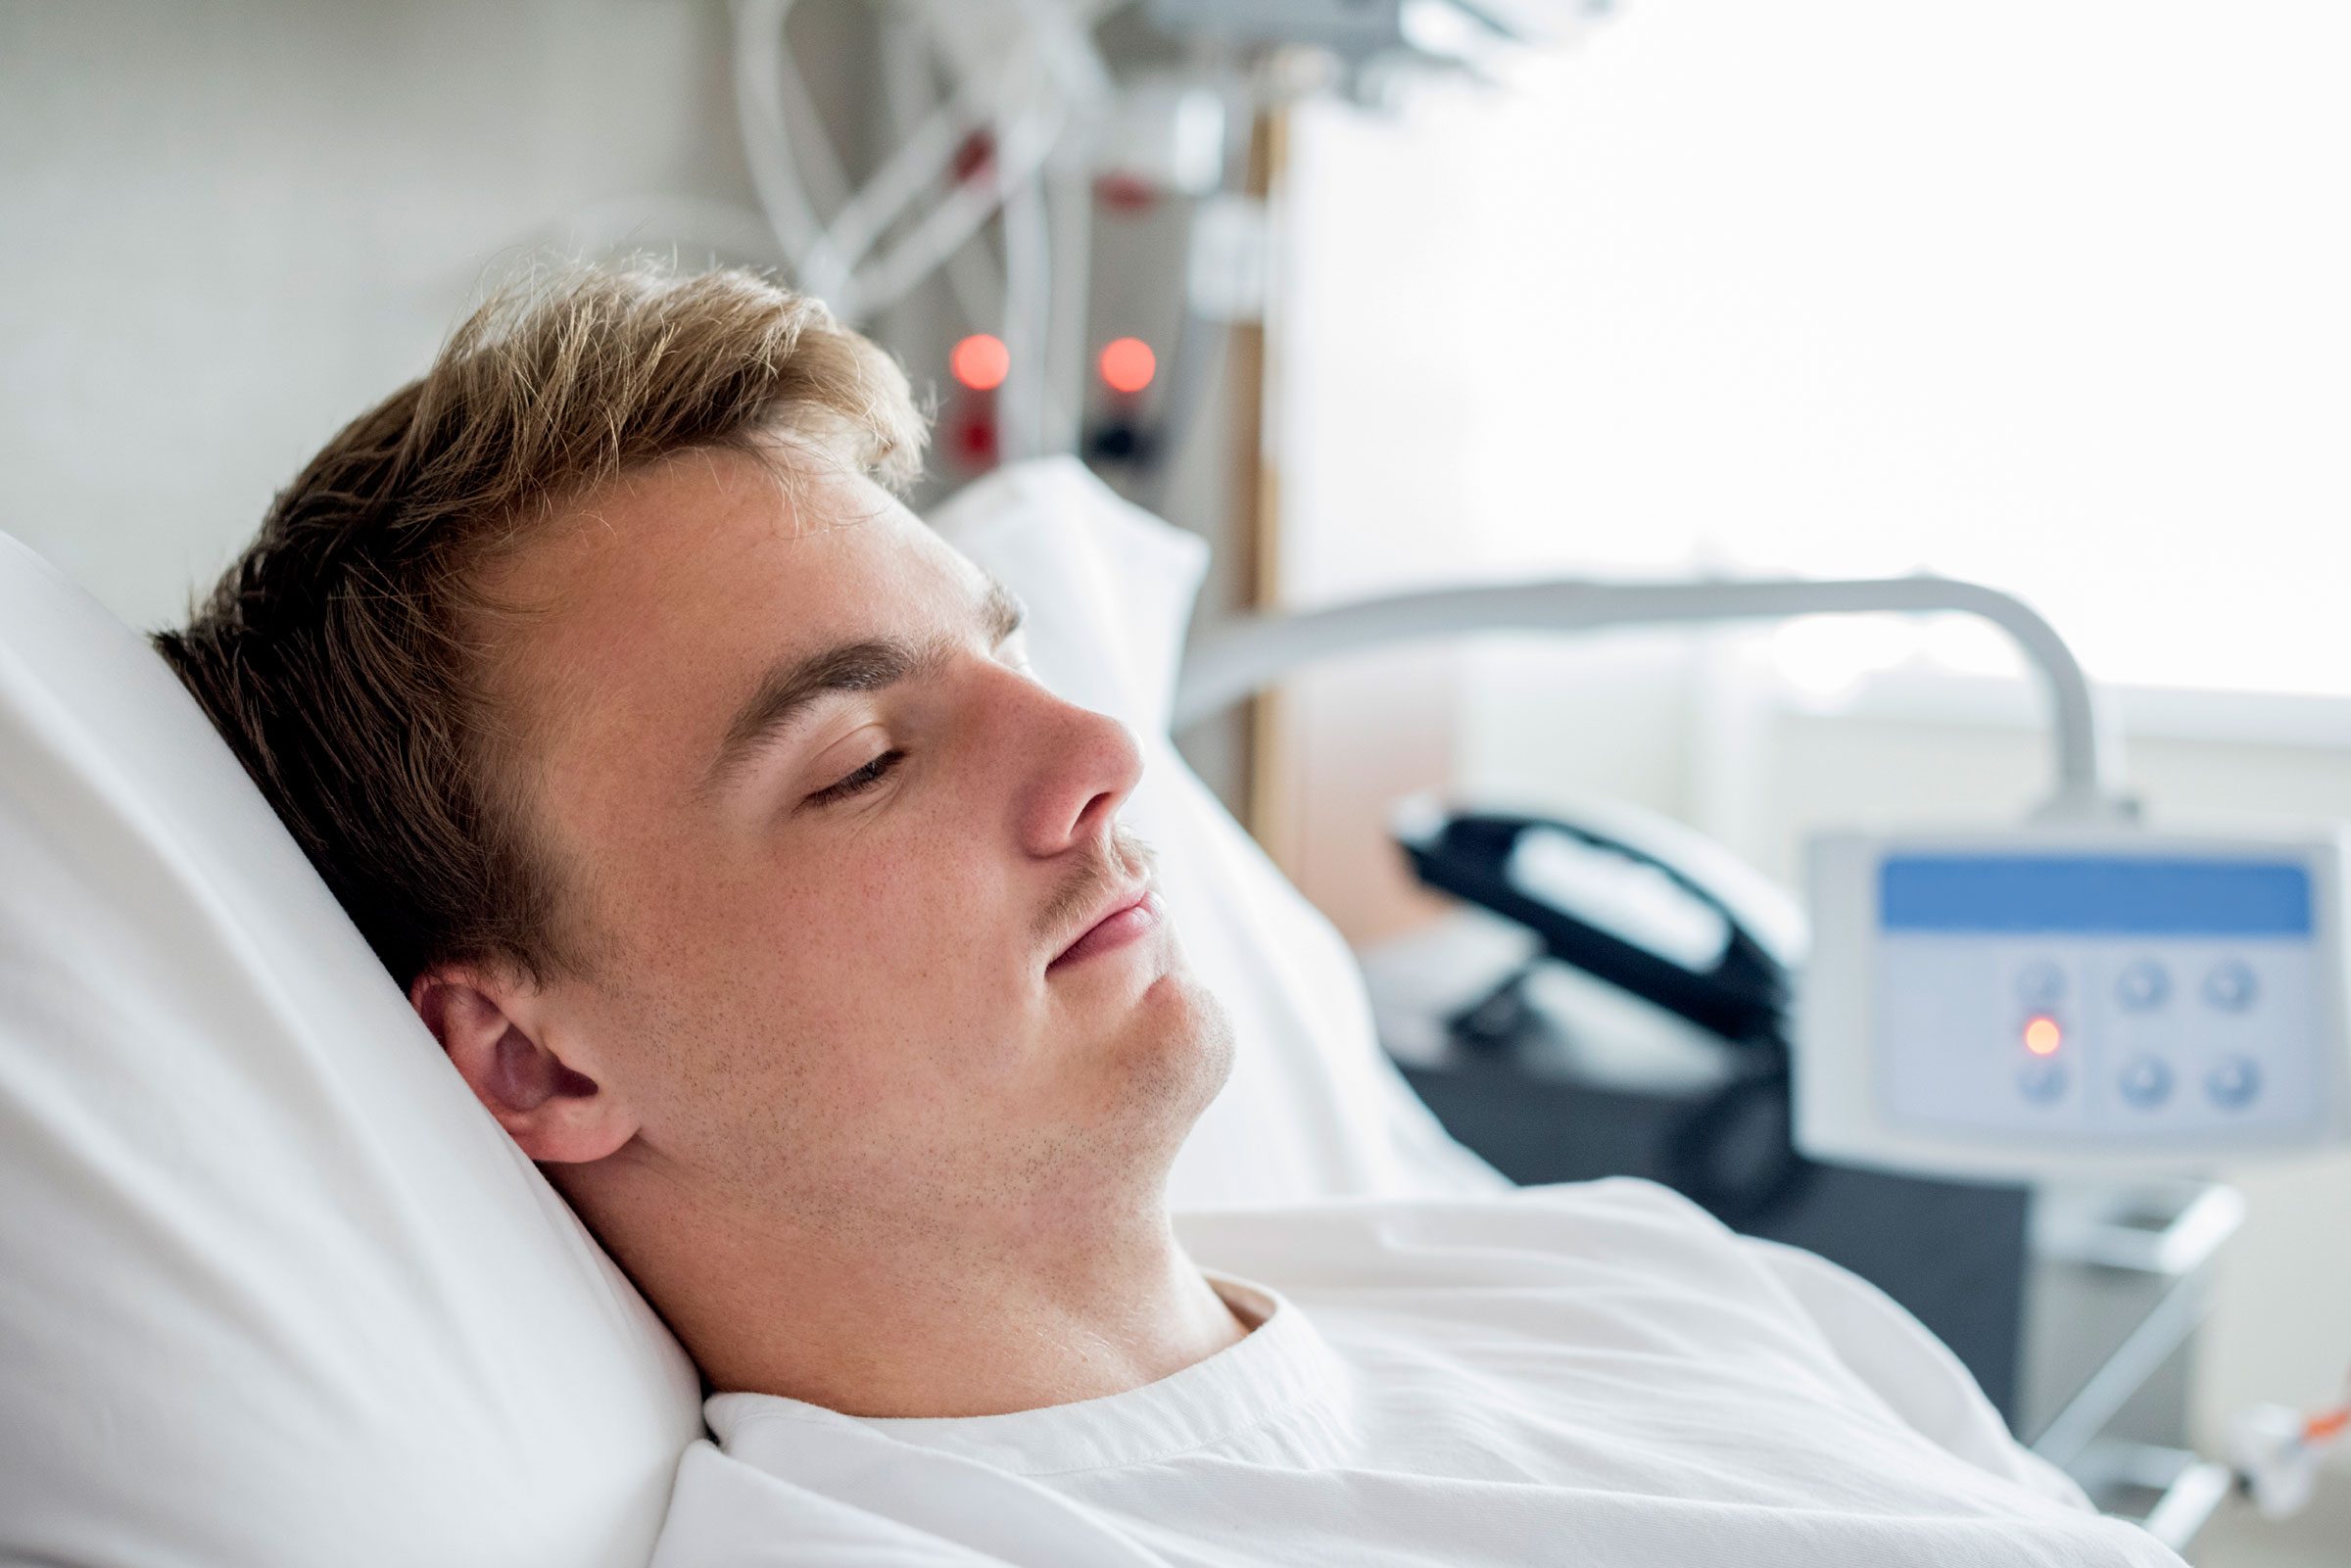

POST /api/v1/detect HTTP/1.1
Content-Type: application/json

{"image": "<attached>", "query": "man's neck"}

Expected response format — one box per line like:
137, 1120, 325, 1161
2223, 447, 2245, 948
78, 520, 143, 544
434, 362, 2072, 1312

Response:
567, 1159, 1251, 1418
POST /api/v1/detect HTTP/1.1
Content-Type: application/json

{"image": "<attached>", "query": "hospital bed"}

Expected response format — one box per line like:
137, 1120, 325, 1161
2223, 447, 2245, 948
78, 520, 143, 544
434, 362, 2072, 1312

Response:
0, 458, 1508, 1567
2, 458, 2339, 1565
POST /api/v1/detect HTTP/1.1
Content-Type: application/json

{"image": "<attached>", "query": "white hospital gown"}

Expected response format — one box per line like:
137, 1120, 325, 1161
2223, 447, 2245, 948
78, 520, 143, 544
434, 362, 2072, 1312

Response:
651, 1179, 2187, 1567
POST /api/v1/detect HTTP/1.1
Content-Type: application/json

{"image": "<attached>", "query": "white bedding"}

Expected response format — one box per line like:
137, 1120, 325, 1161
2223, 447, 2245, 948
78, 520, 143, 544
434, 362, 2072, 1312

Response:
0, 457, 1497, 1568
650, 1179, 2184, 1568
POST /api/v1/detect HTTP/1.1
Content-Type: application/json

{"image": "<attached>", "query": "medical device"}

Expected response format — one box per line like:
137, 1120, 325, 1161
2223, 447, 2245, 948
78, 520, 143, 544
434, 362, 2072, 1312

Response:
1396, 801, 1803, 1050
1800, 822, 2351, 1182
2231, 1387, 2350, 1519
718, 0, 1618, 474
1179, 562, 2351, 1536
1393, 796, 1814, 1224
1173, 570, 2351, 1185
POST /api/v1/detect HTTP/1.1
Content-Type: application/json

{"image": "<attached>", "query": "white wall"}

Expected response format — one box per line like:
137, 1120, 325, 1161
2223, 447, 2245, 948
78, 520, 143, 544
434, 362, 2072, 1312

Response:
0, 0, 753, 631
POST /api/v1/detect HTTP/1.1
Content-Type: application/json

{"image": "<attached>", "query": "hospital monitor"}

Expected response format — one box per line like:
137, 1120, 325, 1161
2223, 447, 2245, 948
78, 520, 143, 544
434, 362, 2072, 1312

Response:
1799, 822, 2351, 1181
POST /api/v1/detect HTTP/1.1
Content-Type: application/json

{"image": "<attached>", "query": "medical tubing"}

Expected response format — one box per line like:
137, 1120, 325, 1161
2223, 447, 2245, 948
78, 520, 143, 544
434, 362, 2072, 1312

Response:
1042, 151, 1094, 455
999, 160, 1054, 461
809, 45, 1037, 310
761, 2, 855, 218
734, 0, 1089, 324
1029, 0, 1110, 456
852, 71, 1071, 321
1173, 576, 2128, 817
879, 11, 1009, 334
733, 0, 830, 265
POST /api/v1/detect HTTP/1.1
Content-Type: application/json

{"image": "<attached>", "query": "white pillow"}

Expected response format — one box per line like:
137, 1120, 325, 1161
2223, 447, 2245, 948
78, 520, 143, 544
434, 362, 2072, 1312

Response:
0, 459, 1493, 1568
0, 532, 701, 1568
927, 457, 1505, 1207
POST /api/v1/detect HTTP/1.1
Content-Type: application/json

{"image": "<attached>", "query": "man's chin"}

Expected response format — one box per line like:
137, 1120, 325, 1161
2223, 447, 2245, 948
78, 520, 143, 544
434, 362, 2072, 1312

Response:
1093, 969, 1235, 1149
1160, 972, 1239, 1131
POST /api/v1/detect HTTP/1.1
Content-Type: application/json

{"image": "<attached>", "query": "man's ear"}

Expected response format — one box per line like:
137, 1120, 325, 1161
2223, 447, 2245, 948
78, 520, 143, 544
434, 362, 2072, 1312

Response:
408, 968, 638, 1164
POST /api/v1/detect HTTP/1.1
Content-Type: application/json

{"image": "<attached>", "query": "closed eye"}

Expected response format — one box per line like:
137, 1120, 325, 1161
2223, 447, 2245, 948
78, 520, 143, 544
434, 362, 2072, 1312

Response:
804, 749, 904, 809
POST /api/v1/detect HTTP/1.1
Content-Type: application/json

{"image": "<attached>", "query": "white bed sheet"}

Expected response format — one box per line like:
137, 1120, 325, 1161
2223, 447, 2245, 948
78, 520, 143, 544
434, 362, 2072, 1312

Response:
652, 1180, 2182, 1568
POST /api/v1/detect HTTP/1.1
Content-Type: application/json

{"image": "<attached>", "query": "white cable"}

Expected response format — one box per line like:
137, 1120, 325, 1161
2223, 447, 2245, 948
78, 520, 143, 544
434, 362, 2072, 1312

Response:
732, 0, 827, 264
993, 4, 1058, 459
998, 161, 1052, 459
1016, 0, 1112, 451
880, 7, 1007, 334
733, 0, 1119, 342
737, 0, 1023, 316
1018, 0, 1115, 451
830, 0, 1114, 321
796, 23, 1029, 310
889, 19, 1078, 450
842, 42, 1070, 319
767, 5, 857, 220
1025, 0, 1116, 103
1042, 150, 1093, 453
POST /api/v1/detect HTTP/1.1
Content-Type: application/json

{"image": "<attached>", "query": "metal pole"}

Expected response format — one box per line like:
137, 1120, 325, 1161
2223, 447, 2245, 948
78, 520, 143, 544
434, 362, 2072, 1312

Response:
1172, 575, 2130, 820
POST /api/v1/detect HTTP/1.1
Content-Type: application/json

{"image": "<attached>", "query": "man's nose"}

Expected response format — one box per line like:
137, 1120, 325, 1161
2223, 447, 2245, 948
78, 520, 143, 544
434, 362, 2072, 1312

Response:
1015, 690, 1144, 860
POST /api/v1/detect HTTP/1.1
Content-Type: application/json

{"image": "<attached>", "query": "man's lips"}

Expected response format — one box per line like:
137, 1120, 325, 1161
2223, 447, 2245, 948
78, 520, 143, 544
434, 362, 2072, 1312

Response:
1048, 886, 1160, 973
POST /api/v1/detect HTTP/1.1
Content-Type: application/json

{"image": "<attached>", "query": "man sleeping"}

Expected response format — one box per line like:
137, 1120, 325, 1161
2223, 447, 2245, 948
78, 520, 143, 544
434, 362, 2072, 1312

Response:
156, 262, 2185, 1567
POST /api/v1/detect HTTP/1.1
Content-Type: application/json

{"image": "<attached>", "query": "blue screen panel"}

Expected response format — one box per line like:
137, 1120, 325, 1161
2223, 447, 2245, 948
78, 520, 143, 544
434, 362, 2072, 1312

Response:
1880, 855, 2313, 936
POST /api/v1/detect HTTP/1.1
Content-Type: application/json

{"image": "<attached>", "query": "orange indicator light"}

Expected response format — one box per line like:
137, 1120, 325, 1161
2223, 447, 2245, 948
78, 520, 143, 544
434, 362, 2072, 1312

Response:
1098, 336, 1156, 395
2023, 1016, 2063, 1057
951, 334, 1010, 392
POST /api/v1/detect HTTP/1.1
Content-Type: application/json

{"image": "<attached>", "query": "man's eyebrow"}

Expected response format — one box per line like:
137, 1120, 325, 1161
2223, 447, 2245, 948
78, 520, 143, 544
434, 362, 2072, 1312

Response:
981, 576, 1027, 644
701, 575, 1029, 795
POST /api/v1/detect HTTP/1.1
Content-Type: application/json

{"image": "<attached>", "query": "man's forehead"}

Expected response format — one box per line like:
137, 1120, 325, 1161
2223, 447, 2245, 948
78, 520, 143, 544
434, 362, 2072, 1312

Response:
505, 452, 914, 596
476, 451, 977, 751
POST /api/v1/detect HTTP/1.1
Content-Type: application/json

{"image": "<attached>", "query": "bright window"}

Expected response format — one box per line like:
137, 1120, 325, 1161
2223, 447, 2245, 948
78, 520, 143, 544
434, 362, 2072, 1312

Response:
1427, 0, 2351, 698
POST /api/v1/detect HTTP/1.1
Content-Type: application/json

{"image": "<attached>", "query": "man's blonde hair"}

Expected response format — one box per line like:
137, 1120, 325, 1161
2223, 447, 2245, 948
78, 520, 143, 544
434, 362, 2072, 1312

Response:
155, 264, 929, 987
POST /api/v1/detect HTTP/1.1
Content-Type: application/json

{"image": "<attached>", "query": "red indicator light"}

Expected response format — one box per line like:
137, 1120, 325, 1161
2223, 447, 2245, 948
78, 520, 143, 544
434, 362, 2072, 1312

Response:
2023, 1016, 2062, 1057
951, 334, 1010, 392
1098, 337, 1156, 395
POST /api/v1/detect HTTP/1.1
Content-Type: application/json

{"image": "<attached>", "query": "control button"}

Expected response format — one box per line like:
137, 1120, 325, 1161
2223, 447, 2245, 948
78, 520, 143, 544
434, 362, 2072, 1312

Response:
2116, 960, 2171, 1012
2015, 960, 2066, 1008
2203, 960, 2257, 1013
2017, 1059, 2068, 1103
2022, 1014, 2064, 1057
2118, 1054, 2174, 1109
2206, 1055, 2262, 1111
